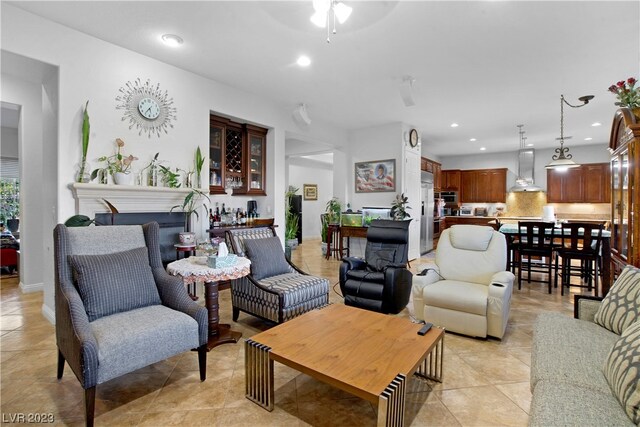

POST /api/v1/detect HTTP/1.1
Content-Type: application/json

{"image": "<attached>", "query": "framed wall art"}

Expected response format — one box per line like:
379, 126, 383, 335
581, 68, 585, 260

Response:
303, 184, 318, 200
354, 159, 396, 193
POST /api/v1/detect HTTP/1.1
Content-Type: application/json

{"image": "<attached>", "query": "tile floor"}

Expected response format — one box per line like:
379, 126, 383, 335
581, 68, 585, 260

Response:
0, 240, 590, 426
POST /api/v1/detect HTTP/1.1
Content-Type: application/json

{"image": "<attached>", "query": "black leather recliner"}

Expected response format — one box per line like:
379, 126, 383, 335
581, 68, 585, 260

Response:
339, 219, 412, 314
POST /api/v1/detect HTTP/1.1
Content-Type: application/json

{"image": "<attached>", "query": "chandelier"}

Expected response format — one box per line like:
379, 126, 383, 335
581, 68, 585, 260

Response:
310, 0, 352, 43
545, 94, 594, 171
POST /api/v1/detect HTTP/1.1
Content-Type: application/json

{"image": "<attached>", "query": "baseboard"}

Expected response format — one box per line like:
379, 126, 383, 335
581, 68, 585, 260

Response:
41, 303, 55, 325
19, 281, 43, 293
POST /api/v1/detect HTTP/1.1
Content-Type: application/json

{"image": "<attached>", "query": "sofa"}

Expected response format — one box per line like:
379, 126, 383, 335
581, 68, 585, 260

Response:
529, 265, 640, 426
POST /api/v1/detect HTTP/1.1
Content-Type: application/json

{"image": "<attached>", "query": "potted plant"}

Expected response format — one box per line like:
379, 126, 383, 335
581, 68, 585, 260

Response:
325, 197, 342, 224
92, 138, 138, 185
76, 101, 91, 183
390, 193, 411, 220
194, 146, 205, 188
285, 186, 300, 250
171, 188, 210, 244
608, 77, 640, 118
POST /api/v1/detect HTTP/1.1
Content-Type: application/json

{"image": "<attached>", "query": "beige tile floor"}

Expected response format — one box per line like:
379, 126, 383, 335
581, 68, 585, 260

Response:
0, 240, 590, 426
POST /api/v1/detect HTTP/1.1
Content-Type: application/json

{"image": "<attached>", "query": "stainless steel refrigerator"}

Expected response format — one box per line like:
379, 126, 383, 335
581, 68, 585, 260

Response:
420, 172, 434, 254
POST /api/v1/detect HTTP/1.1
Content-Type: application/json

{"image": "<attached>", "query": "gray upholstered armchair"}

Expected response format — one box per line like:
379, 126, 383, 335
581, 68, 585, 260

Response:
54, 222, 207, 427
226, 226, 329, 323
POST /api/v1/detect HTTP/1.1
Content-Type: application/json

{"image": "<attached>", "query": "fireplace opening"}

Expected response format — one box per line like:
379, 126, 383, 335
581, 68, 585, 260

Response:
95, 212, 186, 264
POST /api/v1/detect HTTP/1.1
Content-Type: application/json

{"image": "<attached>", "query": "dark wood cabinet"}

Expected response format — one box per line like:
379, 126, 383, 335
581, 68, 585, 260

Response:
433, 162, 441, 191
546, 163, 609, 203
209, 115, 267, 196
609, 108, 640, 278
441, 170, 461, 191
444, 216, 498, 229
460, 169, 506, 203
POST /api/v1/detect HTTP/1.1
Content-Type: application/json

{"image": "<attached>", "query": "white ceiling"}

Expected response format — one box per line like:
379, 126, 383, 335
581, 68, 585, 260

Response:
9, 1, 640, 156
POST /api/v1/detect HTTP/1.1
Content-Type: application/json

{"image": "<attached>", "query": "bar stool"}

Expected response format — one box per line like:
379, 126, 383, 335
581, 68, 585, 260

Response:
326, 223, 344, 260
555, 222, 604, 297
516, 221, 556, 293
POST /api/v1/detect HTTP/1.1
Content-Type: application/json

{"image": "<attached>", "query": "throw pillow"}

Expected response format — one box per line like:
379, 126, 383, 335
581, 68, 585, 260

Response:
243, 237, 291, 281
594, 265, 640, 334
69, 246, 161, 322
603, 320, 640, 424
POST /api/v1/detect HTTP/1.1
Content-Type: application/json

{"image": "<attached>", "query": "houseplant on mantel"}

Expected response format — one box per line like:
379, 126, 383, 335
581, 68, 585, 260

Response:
92, 138, 138, 185
76, 101, 91, 183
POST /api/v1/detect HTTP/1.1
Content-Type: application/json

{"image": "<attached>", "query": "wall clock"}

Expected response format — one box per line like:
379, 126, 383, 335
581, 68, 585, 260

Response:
115, 78, 177, 138
409, 129, 419, 147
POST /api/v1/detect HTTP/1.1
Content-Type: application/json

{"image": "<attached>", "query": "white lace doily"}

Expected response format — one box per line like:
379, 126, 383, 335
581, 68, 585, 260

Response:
166, 256, 251, 285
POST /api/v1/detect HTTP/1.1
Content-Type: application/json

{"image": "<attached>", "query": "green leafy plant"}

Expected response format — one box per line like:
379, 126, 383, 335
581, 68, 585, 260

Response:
390, 193, 411, 220
64, 199, 119, 227
77, 101, 90, 183
285, 186, 300, 244
325, 197, 342, 224
171, 188, 210, 232
159, 165, 181, 188
92, 138, 138, 177
320, 214, 329, 243
194, 146, 205, 186
0, 179, 20, 224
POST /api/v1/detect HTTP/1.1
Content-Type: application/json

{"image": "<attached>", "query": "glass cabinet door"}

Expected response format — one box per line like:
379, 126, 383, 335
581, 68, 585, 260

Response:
209, 124, 225, 194
244, 128, 267, 196
621, 152, 629, 260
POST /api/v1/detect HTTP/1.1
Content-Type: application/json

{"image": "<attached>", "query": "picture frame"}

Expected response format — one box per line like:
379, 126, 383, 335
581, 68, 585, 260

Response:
303, 184, 318, 200
354, 159, 396, 193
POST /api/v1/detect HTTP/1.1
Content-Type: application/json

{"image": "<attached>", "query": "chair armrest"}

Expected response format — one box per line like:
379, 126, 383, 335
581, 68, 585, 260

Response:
411, 266, 441, 321
154, 268, 208, 346
490, 271, 515, 289
574, 295, 603, 321
342, 257, 366, 270
56, 280, 99, 389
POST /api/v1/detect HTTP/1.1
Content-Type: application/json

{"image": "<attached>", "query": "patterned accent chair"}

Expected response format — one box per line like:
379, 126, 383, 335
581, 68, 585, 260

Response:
227, 226, 329, 323
54, 222, 207, 427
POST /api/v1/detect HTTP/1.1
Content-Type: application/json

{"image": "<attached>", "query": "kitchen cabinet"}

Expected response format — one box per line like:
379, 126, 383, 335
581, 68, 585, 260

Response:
444, 216, 498, 229
609, 108, 640, 278
420, 157, 442, 190
460, 168, 506, 203
546, 163, 609, 203
441, 170, 461, 191
209, 115, 267, 196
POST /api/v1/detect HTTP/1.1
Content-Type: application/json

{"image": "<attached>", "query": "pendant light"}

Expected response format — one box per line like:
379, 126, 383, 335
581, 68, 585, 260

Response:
545, 94, 594, 171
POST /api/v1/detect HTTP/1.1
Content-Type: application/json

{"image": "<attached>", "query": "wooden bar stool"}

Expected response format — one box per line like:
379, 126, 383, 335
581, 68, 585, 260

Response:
555, 222, 604, 297
516, 221, 556, 293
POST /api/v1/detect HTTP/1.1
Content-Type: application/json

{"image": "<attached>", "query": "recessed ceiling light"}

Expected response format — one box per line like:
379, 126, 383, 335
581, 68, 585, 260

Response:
161, 34, 183, 47
469, 138, 476, 142
480, 147, 486, 151
591, 122, 602, 127
450, 123, 459, 128
527, 143, 534, 147
584, 137, 593, 141
297, 55, 311, 67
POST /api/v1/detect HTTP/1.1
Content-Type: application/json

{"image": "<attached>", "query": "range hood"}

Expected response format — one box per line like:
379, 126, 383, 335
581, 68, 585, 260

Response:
510, 148, 543, 192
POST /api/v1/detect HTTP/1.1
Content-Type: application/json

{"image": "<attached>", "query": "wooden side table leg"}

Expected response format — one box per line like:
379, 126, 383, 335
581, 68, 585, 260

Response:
326, 227, 332, 260
203, 281, 242, 351
601, 237, 611, 296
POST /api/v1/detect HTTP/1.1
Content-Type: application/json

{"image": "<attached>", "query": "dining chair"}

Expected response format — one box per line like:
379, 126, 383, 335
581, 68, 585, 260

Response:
555, 222, 604, 297
516, 221, 557, 293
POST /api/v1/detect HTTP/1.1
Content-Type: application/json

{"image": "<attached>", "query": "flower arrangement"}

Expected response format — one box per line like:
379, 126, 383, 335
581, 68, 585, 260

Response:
96, 138, 138, 175
608, 77, 640, 108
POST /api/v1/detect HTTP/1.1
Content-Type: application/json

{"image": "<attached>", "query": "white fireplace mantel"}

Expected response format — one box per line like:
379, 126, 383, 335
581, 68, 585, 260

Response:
71, 183, 196, 216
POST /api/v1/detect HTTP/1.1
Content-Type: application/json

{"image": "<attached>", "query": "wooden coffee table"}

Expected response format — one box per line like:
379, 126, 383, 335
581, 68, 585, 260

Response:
245, 304, 444, 427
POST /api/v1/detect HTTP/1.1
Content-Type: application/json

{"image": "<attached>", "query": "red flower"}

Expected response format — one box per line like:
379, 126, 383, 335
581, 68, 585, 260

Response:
617, 80, 626, 87
609, 85, 618, 93
628, 77, 637, 86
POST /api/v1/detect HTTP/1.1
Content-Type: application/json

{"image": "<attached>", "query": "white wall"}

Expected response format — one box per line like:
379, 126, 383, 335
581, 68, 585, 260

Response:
288, 160, 333, 240
347, 122, 403, 210
1, 126, 18, 157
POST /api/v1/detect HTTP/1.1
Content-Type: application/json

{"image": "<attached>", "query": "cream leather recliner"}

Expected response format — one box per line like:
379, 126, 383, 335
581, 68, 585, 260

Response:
413, 225, 514, 339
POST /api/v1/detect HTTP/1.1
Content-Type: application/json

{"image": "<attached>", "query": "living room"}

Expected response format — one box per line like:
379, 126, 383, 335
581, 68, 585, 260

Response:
1, 1, 639, 426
